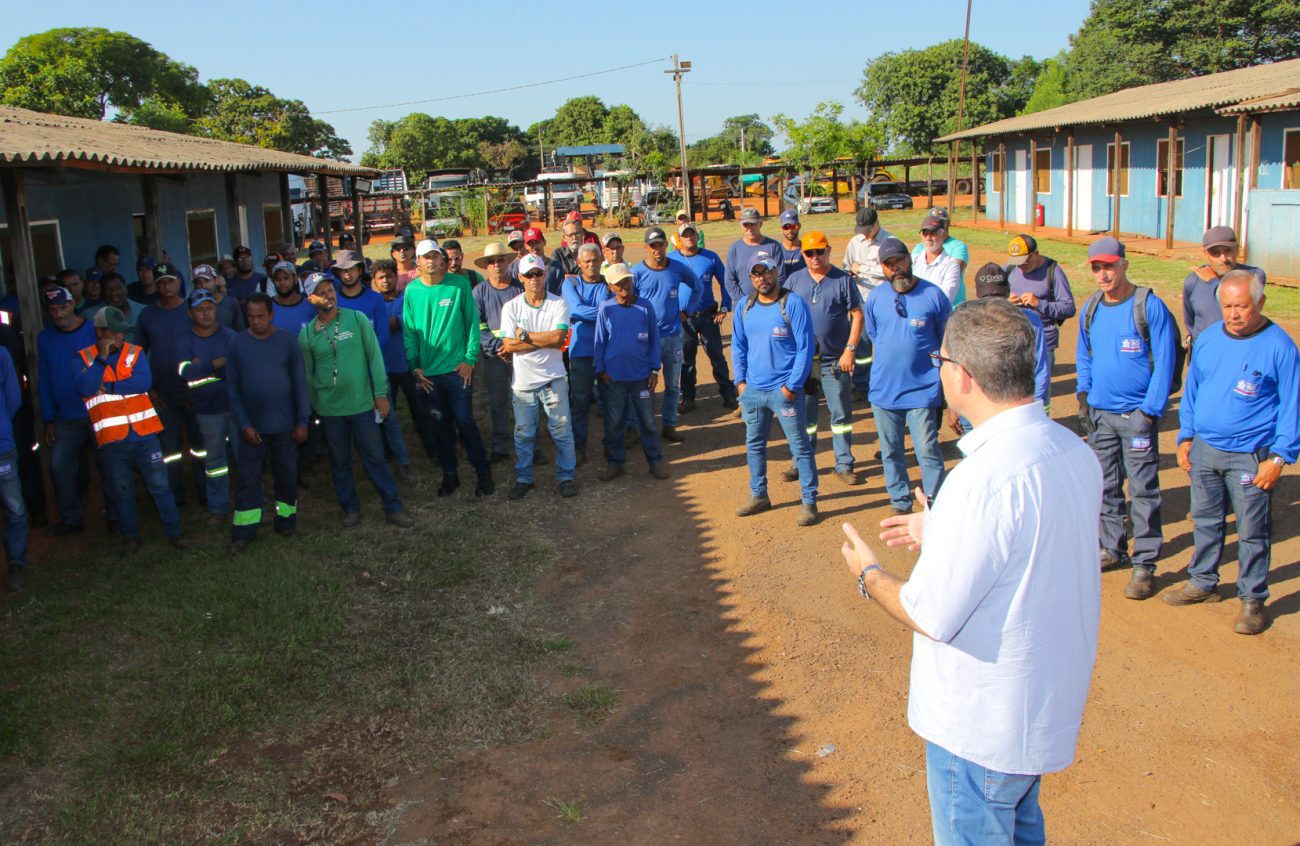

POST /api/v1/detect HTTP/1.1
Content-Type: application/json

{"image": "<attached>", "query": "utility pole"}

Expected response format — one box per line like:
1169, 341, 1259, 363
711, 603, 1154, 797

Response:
738, 125, 746, 213
666, 54, 693, 219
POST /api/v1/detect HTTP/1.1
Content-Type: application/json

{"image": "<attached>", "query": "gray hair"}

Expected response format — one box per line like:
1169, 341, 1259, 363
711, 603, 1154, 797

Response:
577, 242, 601, 259
1218, 268, 1265, 304
944, 298, 1036, 403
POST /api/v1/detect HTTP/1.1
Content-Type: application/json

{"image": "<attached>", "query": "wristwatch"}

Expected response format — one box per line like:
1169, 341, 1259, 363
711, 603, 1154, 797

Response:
1270, 455, 1286, 467
845, 344, 856, 351
857, 564, 882, 600
521, 329, 531, 345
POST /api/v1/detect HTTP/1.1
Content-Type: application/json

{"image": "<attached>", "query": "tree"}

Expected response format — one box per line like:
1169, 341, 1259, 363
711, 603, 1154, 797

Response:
771, 102, 882, 200
550, 96, 612, 146
687, 114, 775, 167
1022, 56, 1071, 114
195, 79, 350, 159
855, 40, 1040, 153
0, 27, 203, 120
361, 113, 527, 175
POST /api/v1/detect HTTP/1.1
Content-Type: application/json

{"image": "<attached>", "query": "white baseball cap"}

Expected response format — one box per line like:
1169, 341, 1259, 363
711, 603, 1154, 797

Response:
415, 239, 445, 257
517, 254, 546, 277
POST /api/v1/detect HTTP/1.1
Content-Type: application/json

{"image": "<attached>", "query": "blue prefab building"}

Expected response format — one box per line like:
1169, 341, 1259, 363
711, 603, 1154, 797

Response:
938, 59, 1300, 277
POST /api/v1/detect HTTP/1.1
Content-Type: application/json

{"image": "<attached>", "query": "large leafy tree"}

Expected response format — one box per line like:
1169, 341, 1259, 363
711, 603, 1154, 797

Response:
855, 40, 1040, 153
771, 102, 882, 198
193, 79, 351, 159
688, 114, 776, 167
361, 113, 527, 175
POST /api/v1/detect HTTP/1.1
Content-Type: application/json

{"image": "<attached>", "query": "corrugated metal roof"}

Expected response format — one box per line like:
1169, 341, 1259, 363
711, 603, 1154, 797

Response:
0, 106, 375, 176
1218, 87, 1300, 114
937, 58, 1300, 141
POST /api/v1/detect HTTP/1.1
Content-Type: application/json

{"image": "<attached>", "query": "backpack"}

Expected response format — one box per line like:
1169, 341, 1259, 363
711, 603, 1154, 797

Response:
1082, 286, 1186, 395
741, 288, 791, 330
1007, 256, 1070, 325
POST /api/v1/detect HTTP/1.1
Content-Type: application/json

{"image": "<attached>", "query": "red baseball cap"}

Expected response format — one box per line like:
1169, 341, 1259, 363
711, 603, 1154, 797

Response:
524, 226, 546, 244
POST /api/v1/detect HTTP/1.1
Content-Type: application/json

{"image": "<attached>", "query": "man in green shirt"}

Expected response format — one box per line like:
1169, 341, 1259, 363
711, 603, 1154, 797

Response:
402, 239, 495, 497
299, 273, 414, 527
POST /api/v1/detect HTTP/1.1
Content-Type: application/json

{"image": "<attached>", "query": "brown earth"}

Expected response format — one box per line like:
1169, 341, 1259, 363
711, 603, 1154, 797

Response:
390, 234, 1300, 845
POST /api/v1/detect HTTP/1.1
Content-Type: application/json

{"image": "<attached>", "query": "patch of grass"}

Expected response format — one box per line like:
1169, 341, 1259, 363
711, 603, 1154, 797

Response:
546, 797, 585, 823
560, 683, 620, 726
540, 636, 576, 653
560, 663, 590, 678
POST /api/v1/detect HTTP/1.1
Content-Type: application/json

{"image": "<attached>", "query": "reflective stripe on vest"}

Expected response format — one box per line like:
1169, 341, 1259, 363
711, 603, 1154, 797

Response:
79, 344, 165, 446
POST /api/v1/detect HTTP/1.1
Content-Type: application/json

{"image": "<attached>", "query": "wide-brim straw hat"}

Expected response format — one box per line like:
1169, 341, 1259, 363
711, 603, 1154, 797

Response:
474, 241, 514, 269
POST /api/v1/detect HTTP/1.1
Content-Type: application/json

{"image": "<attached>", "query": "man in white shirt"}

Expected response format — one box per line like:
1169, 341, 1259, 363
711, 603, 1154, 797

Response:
911, 213, 964, 303
498, 254, 577, 500
842, 208, 891, 398
840, 297, 1102, 845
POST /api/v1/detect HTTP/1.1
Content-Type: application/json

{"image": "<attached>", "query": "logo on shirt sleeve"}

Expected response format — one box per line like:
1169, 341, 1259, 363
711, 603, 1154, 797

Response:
1120, 337, 1143, 354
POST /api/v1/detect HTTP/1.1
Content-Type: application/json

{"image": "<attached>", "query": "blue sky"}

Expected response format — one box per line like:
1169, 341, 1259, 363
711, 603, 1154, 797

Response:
7, 0, 1091, 159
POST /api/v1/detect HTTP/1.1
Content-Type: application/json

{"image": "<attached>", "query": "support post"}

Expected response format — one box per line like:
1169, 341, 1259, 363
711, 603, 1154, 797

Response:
1164, 122, 1177, 249
1065, 130, 1075, 238
1244, 114, 1262, 261
278, 173, 293, 249
351, 188, 363, 246
316, 174, 333, 263
1232, 113, 1247, 238
224, 173, 242, 250
762, 172, 769, 217
971, 142, 980, 223
482, 187, 490, 235
1029, 136, 1038, 234
545, 182, 554, 228
927, 155, 934, 209
947, 142, 956, 210
0, 170, 46, 430
998, 141, 1007, 230
141, 175, 164, 261
1111, 129, 1123, 238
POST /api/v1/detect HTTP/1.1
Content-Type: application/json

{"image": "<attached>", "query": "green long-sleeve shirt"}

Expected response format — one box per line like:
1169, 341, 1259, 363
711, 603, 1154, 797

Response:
298, 308, 387, 417
402, 272, 478, 376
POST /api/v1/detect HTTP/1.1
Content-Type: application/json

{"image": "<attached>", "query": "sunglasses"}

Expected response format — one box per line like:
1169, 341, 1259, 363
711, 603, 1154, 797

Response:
929, 351, 960, 369
486, 256, 509, 265
781, 224, 799, 230
749, 267, 773, 277
802, 248, 826, 257
894, 295, 908, 318
921, 228, 943, 236
522, 270, 545, 279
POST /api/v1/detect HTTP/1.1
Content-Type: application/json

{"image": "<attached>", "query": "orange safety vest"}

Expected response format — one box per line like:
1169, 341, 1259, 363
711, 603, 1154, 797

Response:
78, 343, 164, 446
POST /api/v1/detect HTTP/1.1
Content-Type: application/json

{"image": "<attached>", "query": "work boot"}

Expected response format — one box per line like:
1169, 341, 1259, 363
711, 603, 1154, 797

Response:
228, 538, 251, 555
475, 473, 496, 497
780, 467, 800, 482
386, 510, 415, 529
598, 464, 624, 482
1233, 599, 1269, 635
5, 568, 25, 593
1123, 567, 1155, 600
167, 536, 191, 551
1162, 581, 1221, 605
437, 474, 461, 497
722, 396, 739, 411
341, 512, 362, 528
678, 399, 696, 414
558, 480, 579, 498
661, 425, 683, 444
648, 462, 670, 480
1100, 548, 1129, 571
735, 495, 772, 517
507, 482, 535, 501
797, 503, 819, 527
836, 469, 860, 486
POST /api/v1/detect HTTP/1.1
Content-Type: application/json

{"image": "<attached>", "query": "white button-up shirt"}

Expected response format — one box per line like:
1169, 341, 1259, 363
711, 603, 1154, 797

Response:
911, 248, 963, 303
899, 402, 1103, 775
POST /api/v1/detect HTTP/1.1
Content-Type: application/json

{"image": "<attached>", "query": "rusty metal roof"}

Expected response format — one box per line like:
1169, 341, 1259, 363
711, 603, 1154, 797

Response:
937, 58, 1300, 142
0, 106, 375, 176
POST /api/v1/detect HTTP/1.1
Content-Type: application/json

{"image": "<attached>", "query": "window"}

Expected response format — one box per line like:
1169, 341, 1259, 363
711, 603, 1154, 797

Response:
262, 204, 284, 250
0, 220, 65, 297
1157, 138, 1185, 197
1034, 148, 1051, 194
1285, 129, 1300, 189
1106, 142, 1130, 196
989, 151, 1004, 192
186, 209, 218, 266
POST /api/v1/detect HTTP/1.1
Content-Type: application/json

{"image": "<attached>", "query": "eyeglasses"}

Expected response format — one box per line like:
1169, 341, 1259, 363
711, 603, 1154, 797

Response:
802, 248, 826, 257
920, 228, 943, 236
894, 295, 908, 318
929, 351, 960, 369
749, 267, 773, 277
522, 270, 545, 279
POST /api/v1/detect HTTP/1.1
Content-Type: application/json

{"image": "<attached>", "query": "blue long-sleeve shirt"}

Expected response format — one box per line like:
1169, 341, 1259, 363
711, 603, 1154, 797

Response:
177, 326, 237, 415
1022, 306, 1051, 406
37, 319, 97, 422
864, 280, 951, 410
74, 345, 155, 444
561, 275, 611, 358
134, 302, 193, 401
1182, 264, 1266, 344
1178, 320, 1300, 463
226, 329, 311, 434
668, 248, 730, 312
0, 347, 21, 455
1076, 289, 1177, 417
270, 296, 317, 335
633, 261, 695, 338
594, 298, 660, 382
338, 286, 390, 352
381, 294, 408, 373
472, 279, 523, 357
733, 292, 815, 393
724, 237, 788, 305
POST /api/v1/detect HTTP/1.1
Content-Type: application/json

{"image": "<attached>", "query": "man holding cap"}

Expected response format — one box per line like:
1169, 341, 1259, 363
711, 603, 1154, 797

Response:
75, 306, 188, 554
1005, 234, 1075, 375
334, 250, 390, 351
724, 207, 787, 304
299, 272, 413, 528
912, 213, 964, 303
634, 226, 699, 443
390, 234, 419, 291
865, 238, 952, 514
733, 254, 819, 526
403, 239, 495, 496
1076, 236, 1178, 588
228, 246, 267, 305
178, 289, 238, 525
1182, 225, 1266, 348
669, 221, 737, 413
473, 243, 525, 464
777, 208, 806, 276
843, 208, 893, 401
783, 231, 863, 485
560, 243, 611, 462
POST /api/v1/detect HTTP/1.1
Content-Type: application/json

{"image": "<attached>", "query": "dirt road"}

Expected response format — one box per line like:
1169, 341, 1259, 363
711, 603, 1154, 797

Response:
392, 236, 1300, 845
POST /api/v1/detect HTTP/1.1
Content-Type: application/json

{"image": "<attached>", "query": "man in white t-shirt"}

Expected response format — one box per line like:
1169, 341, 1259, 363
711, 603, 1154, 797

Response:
498, 254, 576, 500
842, 207, 892, 398
839, 297, 1102, 845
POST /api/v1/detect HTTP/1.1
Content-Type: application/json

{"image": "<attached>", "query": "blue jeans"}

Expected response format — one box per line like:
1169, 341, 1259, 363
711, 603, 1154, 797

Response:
799, 360, 855, 473
1187, 437, 1273, 600
232, 431, 298, 541
873, 405, 946, 510
602, 378, 663, 467
658, 333, 684, 426
926, 742, 1045, 846
681, 311, 735, 403
0, 451, 28, 572
513, 377, 577, 483
379, 374, 411, 467
320, 411, 403, 514
742, 386, 817, 504
48, 417, 108, 527
568, 356, 597, 452
1088, 408, 1162, 569
420, 370, 490, 477
99, 435, 182, 540
195, 412, 237, 516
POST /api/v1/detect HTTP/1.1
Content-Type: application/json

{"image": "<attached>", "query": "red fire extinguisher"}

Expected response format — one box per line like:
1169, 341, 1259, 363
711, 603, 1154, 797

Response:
1035, 202, 1045, 226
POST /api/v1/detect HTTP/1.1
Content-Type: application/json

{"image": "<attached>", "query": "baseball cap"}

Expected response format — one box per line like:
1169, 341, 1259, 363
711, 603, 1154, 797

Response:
920, 214, 946, 232
675, 210, 690, 221
136, 256, 156, 270
517, 254, 546, 277
218, 254, 235, 264
749, 253, 777, 273
191, 264, 217, 280
877, 238, 910, 263
523, 226, 546, 244
802, 231, 829, 251
1006, 234, 1038, 267
506, 230, 525, 246
390, 235, 413, 250
332, 250, 364, 270
93, 306, 132, 333
1202, 226, 1238, 249
304, 272, 335, 294
740, 207, 761, 223
1087, 237, 1125, 263
308, 240, 326, 252
298, 260, 320, 274
271, 260, 297, 277
154, 262, 181, 281
779, 208, 799, 226
600, 231, 623, 247
854, 207, 879, 234
43, 286, 73, 306
677, 221, 697, 236
974, 262, 1011, 298
85, 269, 102, 283
644, 227, 668, 245
338, 232, 356, 244
233, 245, 252, 257
564, 210, 582, 223
604, 262, 633, 285
188, 289, 216, 307
415, 239, 445, 258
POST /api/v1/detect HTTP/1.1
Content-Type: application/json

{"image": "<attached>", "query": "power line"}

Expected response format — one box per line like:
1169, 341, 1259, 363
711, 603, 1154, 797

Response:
684, 78, 857, 87
315, 58, 669, 115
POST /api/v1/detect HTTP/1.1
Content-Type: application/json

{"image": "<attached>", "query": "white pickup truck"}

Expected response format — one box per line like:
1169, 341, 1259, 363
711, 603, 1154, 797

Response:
524, 179, 583, 217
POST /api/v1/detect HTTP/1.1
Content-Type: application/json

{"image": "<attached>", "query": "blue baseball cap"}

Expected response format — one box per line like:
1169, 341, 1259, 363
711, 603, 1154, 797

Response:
877, 237, 910, 263
188, 289, 216, 307
1087, 237, 1125, 263
779, 208, 799, 226
748, 253, 777, 273
304, 272, 335, 294
136, 256, 156, 270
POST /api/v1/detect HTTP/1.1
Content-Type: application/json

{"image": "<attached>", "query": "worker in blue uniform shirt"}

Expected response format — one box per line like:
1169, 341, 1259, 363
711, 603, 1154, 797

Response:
669, 222, 737, 413
633, 227, 698, 444
865, 238, 951, 515
1181, 226, 1266, 348
1075, 237, 1178, 585
560, 243, 611, 464
333, 250, 390, 351
0, 344, 28, 592
733, 255, 819, 527
177, 289, 238, 526
268, 261, 316, 334
1165, 271, 1299, 635
724, 206, 788, 303
776, 208, 806, 277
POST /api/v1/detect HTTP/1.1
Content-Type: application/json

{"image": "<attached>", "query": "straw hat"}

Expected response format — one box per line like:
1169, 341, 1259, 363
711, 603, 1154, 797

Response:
474, 242, 514, 269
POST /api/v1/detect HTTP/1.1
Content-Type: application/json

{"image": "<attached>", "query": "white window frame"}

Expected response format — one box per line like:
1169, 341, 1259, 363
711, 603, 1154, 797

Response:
185, 208, 219, 266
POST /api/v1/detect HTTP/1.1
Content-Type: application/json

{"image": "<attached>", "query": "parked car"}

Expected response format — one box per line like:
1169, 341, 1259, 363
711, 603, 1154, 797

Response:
524, 180, 583, 217
638, 188, 679, 225
782, 184, 837, 215
488, 202, 530, 234
860, 181, 914, 210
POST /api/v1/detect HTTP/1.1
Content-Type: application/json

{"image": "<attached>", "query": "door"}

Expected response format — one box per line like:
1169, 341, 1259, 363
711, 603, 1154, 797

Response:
1014, 150, 1029, 223
1206, 133, 1235, 228
1074, 144, 1094, 231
